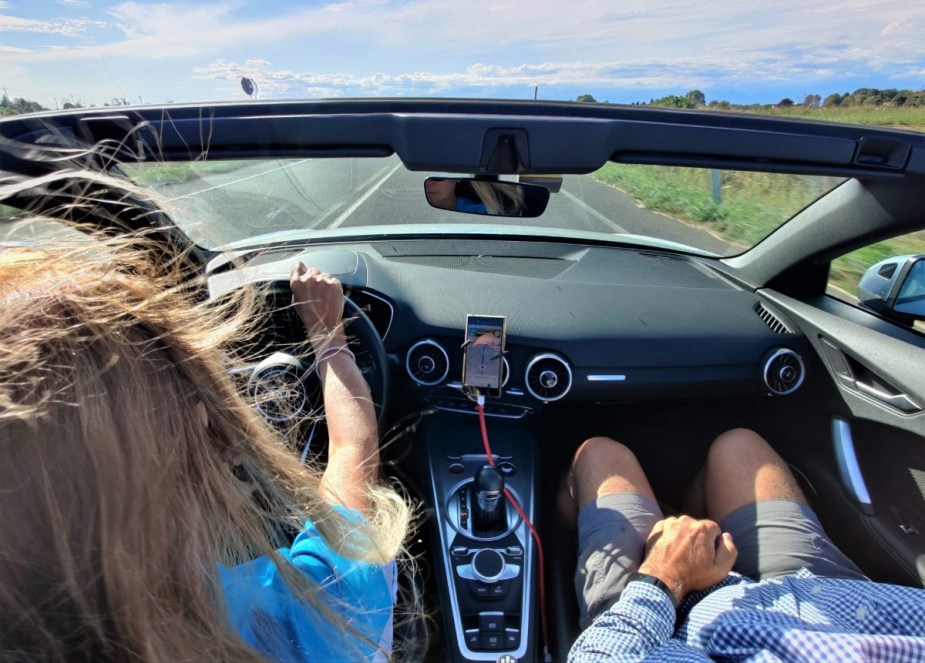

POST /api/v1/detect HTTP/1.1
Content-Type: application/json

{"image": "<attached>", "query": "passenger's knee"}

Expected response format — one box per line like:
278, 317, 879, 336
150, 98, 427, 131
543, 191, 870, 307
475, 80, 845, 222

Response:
572, 436, 637, 477
708, 428, 776, 470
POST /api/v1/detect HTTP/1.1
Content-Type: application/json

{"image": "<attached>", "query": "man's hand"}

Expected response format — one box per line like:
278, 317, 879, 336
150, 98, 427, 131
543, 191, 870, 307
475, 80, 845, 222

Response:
289, 262, 346, 351
637, 516, 737, 604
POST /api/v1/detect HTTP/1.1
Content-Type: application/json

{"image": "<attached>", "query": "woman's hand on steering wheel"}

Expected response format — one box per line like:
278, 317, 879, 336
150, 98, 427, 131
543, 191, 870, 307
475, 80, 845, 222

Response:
290, 262, 346, 351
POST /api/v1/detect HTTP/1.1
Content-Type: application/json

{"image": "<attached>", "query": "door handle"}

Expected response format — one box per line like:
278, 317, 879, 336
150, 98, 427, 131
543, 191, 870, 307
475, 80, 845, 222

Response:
854, 381, 922, 413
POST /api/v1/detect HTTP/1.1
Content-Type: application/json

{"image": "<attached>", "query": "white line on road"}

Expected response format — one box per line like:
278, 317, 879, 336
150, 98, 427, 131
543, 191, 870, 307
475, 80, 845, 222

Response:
167, 159, 311, 201
560, 189, 626, 233
326, 162, 403, 229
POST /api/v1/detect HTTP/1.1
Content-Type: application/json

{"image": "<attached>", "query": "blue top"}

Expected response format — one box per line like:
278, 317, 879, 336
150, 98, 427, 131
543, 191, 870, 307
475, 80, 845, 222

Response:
568, 568, 925, 662
455, 196, 487, 214
221, 508, 397, 662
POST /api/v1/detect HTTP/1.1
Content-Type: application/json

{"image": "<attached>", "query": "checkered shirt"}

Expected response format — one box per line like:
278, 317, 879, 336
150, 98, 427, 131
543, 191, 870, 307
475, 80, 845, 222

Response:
568, 569, 925, 662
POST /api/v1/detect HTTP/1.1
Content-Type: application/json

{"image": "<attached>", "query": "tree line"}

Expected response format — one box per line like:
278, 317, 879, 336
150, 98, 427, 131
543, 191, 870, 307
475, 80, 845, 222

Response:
1, 94, 137, 117
576, 87, 925, 109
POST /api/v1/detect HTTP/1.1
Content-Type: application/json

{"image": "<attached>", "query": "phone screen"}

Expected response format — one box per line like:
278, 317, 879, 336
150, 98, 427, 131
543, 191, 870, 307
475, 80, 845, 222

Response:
462, 315, 506, 392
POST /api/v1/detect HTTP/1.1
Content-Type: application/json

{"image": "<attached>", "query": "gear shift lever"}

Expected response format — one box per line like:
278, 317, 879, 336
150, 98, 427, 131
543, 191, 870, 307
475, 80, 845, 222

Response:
472, 465, 505, 535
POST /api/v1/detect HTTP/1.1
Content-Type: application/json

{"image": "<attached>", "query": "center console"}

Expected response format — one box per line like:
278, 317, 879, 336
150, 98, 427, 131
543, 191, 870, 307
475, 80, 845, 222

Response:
422, 414, 538, 661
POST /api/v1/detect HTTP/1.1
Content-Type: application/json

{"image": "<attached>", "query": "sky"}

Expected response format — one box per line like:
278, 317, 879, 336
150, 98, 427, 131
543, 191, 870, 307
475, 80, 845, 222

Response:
0, 0, 923, 109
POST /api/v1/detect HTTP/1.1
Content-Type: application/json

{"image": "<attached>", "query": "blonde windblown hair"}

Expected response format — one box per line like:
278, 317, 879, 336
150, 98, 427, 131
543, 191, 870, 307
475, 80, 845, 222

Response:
0, 172, 413, 660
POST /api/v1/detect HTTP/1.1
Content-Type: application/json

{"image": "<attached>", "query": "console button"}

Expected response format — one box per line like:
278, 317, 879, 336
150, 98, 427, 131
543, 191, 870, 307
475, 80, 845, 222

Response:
489, 582, 507, 598
505, 628, 520, 648
481, 634, 503, 650
471, 582, 491, 598
478, 611, 504, 633
449, 463, 466, 476
464, 629, 481, 650
472, 548, 506, 583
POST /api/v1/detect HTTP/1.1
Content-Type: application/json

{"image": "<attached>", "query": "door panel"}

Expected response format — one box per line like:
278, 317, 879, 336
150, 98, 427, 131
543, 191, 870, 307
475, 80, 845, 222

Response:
760, 290, 925, 586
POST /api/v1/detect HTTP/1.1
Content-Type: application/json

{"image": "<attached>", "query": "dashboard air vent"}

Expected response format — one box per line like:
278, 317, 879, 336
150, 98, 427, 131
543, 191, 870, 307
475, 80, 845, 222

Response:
525, 353, 572, 402
753, 302, 792, 334
763, 348, 805, 395
753, 301, 792, 334
406, 340, 449, 386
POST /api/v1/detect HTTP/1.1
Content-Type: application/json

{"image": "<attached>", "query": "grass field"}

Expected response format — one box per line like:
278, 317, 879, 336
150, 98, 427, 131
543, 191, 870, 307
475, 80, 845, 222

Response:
728, 105, 925, 132
591, 106, 925, 296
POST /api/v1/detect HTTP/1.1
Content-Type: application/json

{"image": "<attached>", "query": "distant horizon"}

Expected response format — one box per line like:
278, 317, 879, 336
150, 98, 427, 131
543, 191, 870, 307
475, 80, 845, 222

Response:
9, 85, 925, 112
2, 1, 923, 110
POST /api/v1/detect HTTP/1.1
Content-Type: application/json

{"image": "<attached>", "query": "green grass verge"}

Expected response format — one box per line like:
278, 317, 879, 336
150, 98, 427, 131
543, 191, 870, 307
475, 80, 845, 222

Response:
121, 160, 249, 186
591, 163, 925, 294
592, 164, 842, 248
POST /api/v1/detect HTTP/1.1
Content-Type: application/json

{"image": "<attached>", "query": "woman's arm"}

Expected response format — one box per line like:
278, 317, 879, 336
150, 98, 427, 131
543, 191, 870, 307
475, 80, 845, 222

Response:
290, 262, 379, 513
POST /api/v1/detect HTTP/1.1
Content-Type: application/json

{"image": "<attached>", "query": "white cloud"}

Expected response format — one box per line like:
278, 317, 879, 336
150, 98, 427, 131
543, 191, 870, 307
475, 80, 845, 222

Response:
0, 45, 30, 53
192, 48, 924, 100
0, 14, 106, 37
57, 0, 90, 8
3, 0, 923, 107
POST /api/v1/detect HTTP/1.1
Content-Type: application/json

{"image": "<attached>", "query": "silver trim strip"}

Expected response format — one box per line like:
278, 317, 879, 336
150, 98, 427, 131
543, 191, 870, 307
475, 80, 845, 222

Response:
832, 418, 872, 506
587, 374, 627, 382
457, 561, 521, 583
353, 289, 394, 341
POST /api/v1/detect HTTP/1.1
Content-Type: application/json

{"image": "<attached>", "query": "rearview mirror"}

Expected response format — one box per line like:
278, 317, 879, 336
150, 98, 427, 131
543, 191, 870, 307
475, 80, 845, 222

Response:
424, 177, 550, 218
858, 255, 925, 324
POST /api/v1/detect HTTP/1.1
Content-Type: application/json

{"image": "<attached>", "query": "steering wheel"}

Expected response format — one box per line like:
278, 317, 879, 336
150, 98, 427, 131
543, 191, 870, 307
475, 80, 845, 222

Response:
342, 296, 390, 427
247, 294, 390, 438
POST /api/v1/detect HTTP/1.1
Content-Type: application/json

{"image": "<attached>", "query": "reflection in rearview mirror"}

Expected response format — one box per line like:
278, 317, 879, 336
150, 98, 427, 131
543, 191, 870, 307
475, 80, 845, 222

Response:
424, 177, 550, 218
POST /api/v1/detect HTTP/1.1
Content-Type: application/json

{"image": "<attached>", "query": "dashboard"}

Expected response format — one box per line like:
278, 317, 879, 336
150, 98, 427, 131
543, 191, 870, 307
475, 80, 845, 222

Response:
209, 237, 811, 420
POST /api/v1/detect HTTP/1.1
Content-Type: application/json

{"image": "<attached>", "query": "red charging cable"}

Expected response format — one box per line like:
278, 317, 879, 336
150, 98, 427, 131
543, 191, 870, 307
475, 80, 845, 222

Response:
476, 399, 551, 661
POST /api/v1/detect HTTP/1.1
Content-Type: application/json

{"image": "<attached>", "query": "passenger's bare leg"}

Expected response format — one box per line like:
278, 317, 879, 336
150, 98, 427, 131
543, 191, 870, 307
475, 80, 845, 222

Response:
560, 436, 664, 627
703, 428, 807, 523
697, 428, 868, 582
558, 436, 658, 524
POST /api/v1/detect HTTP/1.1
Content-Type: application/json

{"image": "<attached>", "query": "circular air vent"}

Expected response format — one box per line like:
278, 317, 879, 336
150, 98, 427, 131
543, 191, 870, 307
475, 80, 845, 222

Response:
406, 339, 449, 386
248, 353, 308, 422
525, 353, 572, 402
763, 348, 805, 395
501, 356, 510, 388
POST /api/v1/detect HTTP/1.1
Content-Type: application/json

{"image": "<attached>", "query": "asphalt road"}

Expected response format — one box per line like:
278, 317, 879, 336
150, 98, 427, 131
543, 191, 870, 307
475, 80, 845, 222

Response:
155, 156, 734, 254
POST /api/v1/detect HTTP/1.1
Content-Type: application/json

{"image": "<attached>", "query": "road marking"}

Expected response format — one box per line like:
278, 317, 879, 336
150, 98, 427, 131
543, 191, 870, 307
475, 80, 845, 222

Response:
308, 161, 395, 229
326, 162, 403, 229
560, 188, 626, 233
167, 158, 311, 201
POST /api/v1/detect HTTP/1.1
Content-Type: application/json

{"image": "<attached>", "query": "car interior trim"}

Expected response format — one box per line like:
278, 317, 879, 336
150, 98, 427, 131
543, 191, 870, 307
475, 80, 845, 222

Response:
832, 417, 874, 513
428, 454, 533, 661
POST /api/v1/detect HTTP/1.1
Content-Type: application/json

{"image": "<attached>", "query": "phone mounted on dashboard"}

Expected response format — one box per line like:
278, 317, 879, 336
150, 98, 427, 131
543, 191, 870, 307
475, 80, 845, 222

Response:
462, 314, 507, 398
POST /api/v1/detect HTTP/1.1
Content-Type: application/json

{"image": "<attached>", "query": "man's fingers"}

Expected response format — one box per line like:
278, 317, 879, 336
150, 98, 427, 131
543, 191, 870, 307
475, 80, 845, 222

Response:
714, 532, 737, 572
700, 519, 721, 540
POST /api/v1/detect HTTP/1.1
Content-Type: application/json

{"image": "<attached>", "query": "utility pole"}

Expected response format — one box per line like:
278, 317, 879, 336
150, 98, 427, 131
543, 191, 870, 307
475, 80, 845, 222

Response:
534, 86, 538, 100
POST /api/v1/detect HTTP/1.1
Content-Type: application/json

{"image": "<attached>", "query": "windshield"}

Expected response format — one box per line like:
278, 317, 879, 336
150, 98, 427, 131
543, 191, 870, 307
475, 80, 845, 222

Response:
121, 158, 845, 256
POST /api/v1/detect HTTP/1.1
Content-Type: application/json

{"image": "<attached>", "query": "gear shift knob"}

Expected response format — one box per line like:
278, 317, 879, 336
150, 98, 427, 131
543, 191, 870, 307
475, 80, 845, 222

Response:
473, 465, 505, 531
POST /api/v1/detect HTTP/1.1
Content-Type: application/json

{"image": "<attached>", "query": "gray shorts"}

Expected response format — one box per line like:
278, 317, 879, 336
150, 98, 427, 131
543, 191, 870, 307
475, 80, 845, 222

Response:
575, 495, 866, 627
